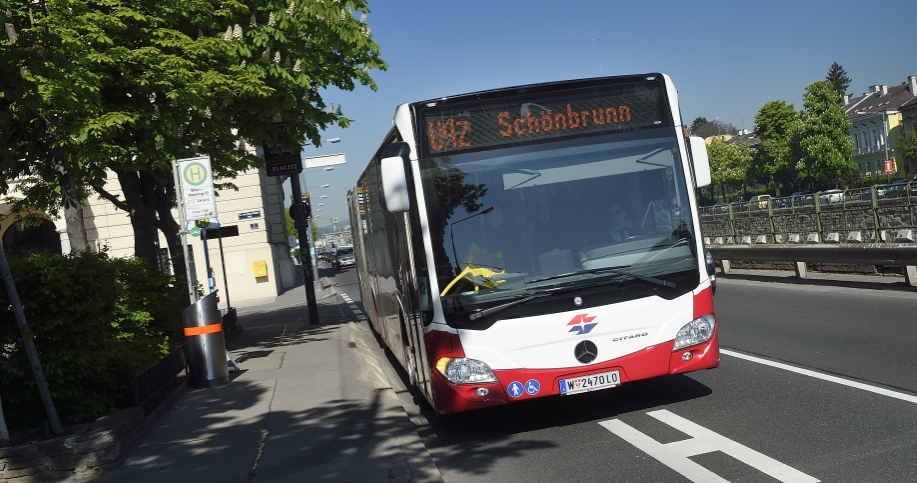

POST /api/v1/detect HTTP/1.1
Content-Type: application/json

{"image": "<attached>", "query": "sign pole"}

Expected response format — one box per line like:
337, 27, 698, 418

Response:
173, 160, 197, 303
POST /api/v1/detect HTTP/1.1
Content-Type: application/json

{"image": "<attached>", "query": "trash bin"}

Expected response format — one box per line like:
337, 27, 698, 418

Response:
182, 292, 229, 388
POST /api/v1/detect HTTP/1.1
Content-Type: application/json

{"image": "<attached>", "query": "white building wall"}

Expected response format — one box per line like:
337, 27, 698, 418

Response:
72, 167, 295, 304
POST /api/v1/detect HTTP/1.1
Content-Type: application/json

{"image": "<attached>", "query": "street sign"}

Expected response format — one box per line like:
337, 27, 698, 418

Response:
884, 160, 894, 173
177, 156, 218, 222
304, 153, 346, 168
263, 143, 302, 177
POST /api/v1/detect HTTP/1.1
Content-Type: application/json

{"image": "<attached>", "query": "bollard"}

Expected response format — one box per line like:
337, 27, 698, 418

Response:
182, 292, 230, 388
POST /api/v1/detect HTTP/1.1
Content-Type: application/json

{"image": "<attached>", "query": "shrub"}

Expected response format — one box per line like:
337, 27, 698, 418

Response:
0, 250, 184, 432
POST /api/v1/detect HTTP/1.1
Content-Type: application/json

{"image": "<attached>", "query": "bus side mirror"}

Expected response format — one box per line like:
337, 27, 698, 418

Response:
381, 156, 411, 212
689, 136, 711, 188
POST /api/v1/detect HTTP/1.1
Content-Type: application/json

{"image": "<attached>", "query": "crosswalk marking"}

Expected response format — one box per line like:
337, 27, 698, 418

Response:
600, 410, 819, 482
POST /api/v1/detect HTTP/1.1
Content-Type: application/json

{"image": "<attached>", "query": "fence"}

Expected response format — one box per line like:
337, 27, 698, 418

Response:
132, 345, 188, 416
699, 181, 917, 245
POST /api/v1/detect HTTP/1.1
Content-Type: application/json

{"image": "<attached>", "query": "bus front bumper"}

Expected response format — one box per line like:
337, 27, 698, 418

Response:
430, 330, 718, 415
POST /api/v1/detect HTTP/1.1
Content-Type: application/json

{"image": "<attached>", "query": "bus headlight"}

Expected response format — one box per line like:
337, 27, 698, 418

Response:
673, 314, 716, 351
435, 357, 498, 385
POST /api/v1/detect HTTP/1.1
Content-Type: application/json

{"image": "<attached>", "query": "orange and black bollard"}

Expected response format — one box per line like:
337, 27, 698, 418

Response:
182, 292, 230, 388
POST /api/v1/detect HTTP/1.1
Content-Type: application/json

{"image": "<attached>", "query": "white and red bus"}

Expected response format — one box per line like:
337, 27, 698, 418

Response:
347, 74, 717, 415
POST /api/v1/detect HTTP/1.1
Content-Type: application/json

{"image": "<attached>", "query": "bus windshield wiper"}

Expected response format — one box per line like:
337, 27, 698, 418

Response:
527, 266, 676, 289
468, 292, 551, 321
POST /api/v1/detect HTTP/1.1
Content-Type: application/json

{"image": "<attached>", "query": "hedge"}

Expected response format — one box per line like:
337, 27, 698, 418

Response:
0, 250, 185, 433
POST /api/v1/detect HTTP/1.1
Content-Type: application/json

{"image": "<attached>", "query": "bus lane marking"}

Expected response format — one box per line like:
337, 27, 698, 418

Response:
600, 410, 819, 483
721, 349, 917, 405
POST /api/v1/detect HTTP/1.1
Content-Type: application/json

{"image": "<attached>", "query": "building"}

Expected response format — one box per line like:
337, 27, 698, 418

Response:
842, 75, 917, 178
0, 166, 298, 305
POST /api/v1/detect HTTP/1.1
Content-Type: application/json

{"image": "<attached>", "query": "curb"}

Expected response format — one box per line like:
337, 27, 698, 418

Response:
347, 322, 444, 483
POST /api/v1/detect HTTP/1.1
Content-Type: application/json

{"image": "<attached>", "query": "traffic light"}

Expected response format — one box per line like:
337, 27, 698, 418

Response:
303, 199, 312, 220
289, 204, 302, 224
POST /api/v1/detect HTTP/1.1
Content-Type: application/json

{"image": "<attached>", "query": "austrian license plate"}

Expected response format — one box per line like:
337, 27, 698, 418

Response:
559, 370, 620, 395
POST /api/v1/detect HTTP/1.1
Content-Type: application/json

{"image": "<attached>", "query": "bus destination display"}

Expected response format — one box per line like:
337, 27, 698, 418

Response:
422, 81, 666, 156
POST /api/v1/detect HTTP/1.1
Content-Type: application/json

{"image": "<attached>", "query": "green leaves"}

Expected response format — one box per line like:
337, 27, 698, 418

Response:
707, 138, 753, 189
792, 80, 855, 187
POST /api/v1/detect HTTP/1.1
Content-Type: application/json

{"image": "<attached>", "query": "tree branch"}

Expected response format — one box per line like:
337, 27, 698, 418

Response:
90, 182, 130, 212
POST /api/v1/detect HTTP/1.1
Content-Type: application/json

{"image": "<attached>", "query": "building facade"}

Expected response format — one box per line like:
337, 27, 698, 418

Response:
1, 166, 297, 305
843, 75, 917, 178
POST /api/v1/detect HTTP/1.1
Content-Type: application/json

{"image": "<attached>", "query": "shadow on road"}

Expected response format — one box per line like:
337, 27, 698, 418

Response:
717, 270, 913, 292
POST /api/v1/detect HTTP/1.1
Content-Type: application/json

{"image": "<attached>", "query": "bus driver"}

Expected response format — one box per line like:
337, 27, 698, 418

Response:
606, 201, 639, 242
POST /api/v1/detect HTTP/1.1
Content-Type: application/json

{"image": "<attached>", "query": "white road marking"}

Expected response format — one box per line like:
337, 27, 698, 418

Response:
601, 410, 819, 483
339, 293, 365, 321
721, 349, 917, 405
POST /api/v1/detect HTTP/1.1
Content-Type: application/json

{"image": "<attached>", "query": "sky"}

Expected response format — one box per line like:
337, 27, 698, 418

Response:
292, 0, 917, 228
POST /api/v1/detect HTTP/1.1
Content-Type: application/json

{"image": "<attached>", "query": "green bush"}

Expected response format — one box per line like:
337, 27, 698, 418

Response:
0, 250, 184, 432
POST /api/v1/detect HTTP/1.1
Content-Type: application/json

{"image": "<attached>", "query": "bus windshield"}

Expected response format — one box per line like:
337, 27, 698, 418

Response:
419, 128, 698, 319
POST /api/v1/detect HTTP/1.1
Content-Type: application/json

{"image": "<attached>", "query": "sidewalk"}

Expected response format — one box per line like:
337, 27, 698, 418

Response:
84, 283, 442, 483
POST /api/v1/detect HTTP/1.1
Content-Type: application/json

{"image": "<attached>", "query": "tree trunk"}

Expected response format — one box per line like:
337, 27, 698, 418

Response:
152, 178, 187, 279
114, 169, 160, 267
54, 151, 90, 252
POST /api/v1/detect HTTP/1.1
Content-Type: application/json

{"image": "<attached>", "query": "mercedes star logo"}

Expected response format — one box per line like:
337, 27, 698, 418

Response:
574, 340, 598, 364
573, 296, 583, 306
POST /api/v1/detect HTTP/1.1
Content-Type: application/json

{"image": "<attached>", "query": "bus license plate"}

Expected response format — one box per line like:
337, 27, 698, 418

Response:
559, 370, 620, 395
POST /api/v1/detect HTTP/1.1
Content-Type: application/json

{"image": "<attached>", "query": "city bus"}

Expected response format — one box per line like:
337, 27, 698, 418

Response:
347, 74, 717, 415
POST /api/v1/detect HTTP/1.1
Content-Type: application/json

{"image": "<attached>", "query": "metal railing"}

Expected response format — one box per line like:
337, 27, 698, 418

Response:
133, 345, 188, 415
699, 181, 917, 245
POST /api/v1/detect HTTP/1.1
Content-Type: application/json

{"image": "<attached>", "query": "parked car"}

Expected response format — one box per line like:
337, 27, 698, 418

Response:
750, 194, 772, 208
860, 187, 887, 200
789, 191, 814, 206
885, 179, 917, 199
819, 189, 845, 203
334, 246, 355, 271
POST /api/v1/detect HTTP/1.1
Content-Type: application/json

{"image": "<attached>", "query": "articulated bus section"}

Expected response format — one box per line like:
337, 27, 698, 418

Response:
348, 74, 718, 415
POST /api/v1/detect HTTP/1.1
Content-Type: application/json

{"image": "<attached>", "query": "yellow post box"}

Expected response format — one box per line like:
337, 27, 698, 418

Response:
253, 260, 268, 278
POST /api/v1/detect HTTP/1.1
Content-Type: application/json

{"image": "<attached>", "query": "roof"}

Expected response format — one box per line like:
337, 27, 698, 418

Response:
724, 132, 761, 148
844, 79, 917, 119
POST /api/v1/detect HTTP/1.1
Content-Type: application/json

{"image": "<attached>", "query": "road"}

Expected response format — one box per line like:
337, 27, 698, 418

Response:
324, 263, 917, 482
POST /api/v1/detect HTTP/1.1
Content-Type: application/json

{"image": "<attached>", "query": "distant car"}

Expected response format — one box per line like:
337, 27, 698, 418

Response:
819, 189, 845, 203
334, 246, 355, 270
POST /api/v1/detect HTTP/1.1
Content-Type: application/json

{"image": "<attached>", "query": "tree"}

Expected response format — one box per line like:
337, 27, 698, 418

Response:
825, 62, 851, 96
901, 125, 917, 167
752, 100, 798, 195
707, 138, 752, 201
690, 117, 708, 134
792, 80, 855, 189
1, 0, 386, 276
692, 120, 738, 139
1, 3, 98, 252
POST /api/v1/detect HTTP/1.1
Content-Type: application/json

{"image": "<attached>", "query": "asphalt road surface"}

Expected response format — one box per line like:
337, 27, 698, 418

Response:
325, 263, 917, 483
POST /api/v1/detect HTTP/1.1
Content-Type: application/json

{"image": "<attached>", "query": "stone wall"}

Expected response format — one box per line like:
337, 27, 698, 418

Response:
0, 408, 143, 482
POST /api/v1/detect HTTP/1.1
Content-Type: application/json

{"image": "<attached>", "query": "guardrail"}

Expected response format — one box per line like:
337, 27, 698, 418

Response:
707, 244, 917, 287
699, 181, 917, 244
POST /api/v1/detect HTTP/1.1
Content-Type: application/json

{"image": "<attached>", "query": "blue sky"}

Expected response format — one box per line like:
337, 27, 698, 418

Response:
294, 0, 917, 227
